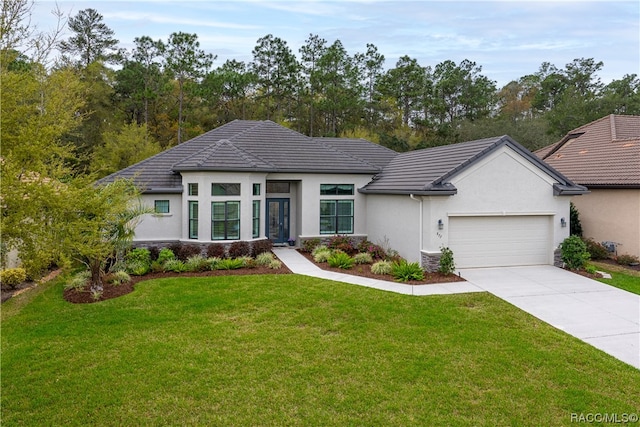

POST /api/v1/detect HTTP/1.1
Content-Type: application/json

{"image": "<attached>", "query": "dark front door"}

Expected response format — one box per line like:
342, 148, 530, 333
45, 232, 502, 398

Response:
267, 198, 290, 244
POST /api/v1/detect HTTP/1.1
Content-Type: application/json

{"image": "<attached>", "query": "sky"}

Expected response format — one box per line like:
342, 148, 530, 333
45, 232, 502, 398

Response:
30, 0, 640, 88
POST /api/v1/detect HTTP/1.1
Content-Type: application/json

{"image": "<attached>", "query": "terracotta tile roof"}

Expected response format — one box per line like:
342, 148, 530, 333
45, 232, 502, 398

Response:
535, 114, 640, 187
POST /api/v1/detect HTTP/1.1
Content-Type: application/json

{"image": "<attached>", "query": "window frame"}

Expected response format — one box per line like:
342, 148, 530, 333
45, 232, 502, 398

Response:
320, 184, 354, 196
188, 183, 198, 196
252, 183, 261, 196
188, 201, 199, 239
154, 200, 170, 214
319, 199, 354, 235
211, 201, 241, 240
252, 200, 260, 238
212, 183, 241, 196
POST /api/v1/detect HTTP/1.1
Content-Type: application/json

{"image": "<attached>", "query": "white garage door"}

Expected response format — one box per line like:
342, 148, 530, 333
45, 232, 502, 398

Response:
449, 216, 552, 268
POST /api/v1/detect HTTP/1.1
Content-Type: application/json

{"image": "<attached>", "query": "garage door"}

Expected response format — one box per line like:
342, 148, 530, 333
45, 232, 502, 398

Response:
449, 216, 551, 268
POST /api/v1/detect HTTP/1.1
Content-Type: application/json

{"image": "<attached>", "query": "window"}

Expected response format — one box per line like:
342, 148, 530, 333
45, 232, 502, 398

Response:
253, 183, 261, 196
320, 200, 354, 234
154, 200, 170, 214
266, 181, 290, 193
212, 201, 240, 240
320, 184, 354, 195
188, 183, 198, 196
252, 200, 260, 238
188, 201, 198, 239
212, 183, 240, 196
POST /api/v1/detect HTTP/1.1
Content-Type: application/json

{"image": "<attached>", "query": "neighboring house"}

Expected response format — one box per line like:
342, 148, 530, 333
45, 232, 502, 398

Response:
536, 114, 640, 258
100, 120, 586, 270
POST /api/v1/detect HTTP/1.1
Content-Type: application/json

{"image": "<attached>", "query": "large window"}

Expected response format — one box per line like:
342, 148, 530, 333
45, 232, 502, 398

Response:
154, 200, 170, 214
252, 200, 260, 238
188, 201, 198, 239
212, 201, 240, 240
320, 200, 354, 234
320, 184, 354, 195
212, 183, 241, 196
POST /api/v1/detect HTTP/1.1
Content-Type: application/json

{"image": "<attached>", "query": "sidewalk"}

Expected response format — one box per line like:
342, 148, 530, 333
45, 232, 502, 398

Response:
272, 247, 483, 296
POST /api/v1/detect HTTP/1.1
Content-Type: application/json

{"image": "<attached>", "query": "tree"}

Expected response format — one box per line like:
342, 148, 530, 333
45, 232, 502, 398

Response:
378, 55, 426, 127
163, 32, 214, 143
359, 43, 385, 127
58, 8, 120, 67
200, 59, 256, 126
299, 34, 327, 135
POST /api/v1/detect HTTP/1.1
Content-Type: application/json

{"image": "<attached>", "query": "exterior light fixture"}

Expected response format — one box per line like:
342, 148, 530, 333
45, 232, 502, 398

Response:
438, 219, 444, 230
560, 217, 567, 228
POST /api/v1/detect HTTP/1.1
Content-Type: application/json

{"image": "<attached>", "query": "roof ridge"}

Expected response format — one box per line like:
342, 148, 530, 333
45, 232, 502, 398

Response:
314, 137, 381, 170
225, 140, 277, 168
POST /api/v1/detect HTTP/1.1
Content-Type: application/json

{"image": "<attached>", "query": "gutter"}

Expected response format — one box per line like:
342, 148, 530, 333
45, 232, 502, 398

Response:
410, 194, 424, 255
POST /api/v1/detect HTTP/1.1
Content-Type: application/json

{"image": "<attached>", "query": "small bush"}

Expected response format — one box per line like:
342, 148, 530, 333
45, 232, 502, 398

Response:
109, 270, 131, 285
157, 248, 176, 264
371, 260, 392, 275
64, 271, 90, 291
353, 252, 373, 265
216, 258, 245, 270
251, 239, 273, 257
360, 243, 386, 260
327, 251, 354, 269
0, 268, 27, 289
560, 235, 590, 270
616, 253, 640, 266
164, 259, 187, 273
313, 248, 332, 263
185, 255, 210, 272
302, 238, 321, 253
236, 256, 253, 268
583, 238, 609, 260
328, 235, 355, 254
206, 243, 226, 259
126, 260, 150, 276
438, 246, 455, 275
207, 257, 222, 270
228, 241, 251, 258
148, 246, 160, 262
585, 264, 598, 275
255, 252, 275, 266
126, 248, 151, 265
392, 260, 425, 282
176, 244, 201, 261
311, 245, 329, 256
150, 261, 165, 273
269, 259, 283, 269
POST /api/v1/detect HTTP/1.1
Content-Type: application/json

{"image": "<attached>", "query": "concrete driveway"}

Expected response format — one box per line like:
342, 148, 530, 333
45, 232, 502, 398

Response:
459, 266, 640, 369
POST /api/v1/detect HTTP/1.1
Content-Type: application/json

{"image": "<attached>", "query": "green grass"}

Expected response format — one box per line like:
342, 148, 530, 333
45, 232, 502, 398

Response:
595, 268, 640, 295
2, 274, 639, 426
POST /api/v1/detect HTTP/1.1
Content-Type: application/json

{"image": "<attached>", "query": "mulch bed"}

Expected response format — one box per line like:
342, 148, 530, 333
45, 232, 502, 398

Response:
1, 270, 62, 304
594, 258, 640, 272
64, 265, 292, 304
297, 250, 465, 286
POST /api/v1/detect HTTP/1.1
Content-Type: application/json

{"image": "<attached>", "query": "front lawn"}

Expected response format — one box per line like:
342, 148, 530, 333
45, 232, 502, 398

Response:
2, 274, 639, 425
595, 268, 640, 295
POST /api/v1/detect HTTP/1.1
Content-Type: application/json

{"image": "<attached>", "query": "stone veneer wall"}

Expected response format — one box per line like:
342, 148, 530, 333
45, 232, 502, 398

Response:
553, 248, 563, 268
421, 252, 441, 273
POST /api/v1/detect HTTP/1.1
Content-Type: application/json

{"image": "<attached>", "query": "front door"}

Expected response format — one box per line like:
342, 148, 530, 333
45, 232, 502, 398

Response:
267, 198, 290, 244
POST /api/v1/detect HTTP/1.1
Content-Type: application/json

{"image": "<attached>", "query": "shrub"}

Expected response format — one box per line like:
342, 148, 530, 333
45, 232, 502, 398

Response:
126, 248, 151, 266
392, 260, 425, 282
360, 243, 386, 260
585, 264, 598, 275
206, 243, 226, 259
269, 259, 283, 269
185, 255, 210, 272
148, 246, 160, 262
207, 257, 222, 270
438, 246, 455, 275
302, 238, 321, 253
216, 258, 245, 270
560, 235, 590, 270
251, 239, 273, 257
583, 238, 610, 260
570, 202, 583, 237
109, 270, 131, 285
328, 235, 355, 254
150, 261, 165, 273
371, 260, 392, 275
327, 251, 354, 269
313, 248, 332, 263
255, 252, 275, 266
176, 244, 201, 261
126, 260, 150, 276
236, 256, 254, 268
311, 245, 329, 256
228, 241, 251, 258
616, 253, 640, 266
157, 248, 176, 264
0, 268, 27, 289
164, 259, 187, 273
353, 252, 373, 265
64, 271, 90, 291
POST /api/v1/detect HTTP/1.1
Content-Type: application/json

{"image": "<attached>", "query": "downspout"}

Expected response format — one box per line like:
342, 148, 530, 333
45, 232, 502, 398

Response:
409, 194, 423, 255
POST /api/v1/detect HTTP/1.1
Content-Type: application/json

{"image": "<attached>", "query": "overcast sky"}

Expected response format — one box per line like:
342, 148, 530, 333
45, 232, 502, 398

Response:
31, 0, 640, 88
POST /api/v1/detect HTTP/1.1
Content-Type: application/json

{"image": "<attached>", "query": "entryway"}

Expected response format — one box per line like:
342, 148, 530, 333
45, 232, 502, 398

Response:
267, 198, 290, 244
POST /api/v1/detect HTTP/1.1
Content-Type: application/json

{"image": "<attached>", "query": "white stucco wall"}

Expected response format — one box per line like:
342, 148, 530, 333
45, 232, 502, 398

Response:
365, 195, 421, 262
135, 194, 183, 241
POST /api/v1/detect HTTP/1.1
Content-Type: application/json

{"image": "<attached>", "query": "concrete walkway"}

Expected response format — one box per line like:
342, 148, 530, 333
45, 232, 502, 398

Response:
460, 266, 640, 369
272, 247, 483, 296
273, 248, 640, 369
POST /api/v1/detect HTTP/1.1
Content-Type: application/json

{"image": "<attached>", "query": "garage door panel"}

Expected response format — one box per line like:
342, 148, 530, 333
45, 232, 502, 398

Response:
449, 216, 551, 268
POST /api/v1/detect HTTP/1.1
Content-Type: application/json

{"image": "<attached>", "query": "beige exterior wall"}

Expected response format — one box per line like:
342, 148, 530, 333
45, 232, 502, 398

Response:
571, 189, 640, 258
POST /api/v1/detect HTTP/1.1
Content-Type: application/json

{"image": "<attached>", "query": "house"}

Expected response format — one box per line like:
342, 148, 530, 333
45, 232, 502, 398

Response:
536, 114, 640, 258
100, 120, 587, 270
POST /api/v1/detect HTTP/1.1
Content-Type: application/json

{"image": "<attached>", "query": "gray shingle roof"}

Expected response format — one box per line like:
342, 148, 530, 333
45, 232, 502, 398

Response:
98, 120, 398, 192
360, 135, 587, 196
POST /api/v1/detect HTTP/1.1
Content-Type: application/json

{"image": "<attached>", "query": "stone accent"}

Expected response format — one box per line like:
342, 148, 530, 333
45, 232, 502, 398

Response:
299, 235, 367, 249
553, 248, 563, 268
421, 251, 441, 273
